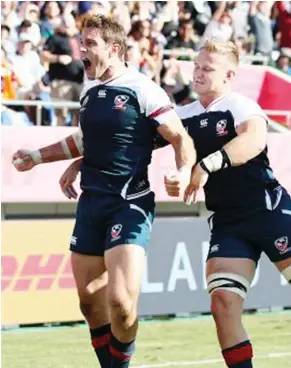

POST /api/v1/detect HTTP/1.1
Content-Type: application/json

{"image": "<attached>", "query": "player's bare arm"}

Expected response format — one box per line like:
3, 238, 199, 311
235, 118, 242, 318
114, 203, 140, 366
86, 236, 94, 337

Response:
12, 129, 83, 172
184, 117, 267, 201
157, 116, 196, 171
59, 158, 83, 199
158, 115, 197, 204
223, 117, 267, 166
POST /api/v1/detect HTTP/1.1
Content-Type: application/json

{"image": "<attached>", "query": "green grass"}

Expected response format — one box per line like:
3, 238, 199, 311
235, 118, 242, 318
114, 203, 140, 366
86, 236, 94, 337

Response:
2, 312, 291, 368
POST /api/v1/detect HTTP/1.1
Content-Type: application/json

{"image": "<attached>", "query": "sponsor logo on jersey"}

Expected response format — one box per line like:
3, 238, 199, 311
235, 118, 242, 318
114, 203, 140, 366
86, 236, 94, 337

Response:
274, 236, 290, 254
216, 119, 228, 136
98, 89, 107, 98
200, 119, 208, 128
111, 224, 122, 241
113, 95, 129, 110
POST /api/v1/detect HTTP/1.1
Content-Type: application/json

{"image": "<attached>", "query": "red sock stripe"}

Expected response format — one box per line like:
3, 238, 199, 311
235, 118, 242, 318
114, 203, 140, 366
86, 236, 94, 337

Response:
109, 345, 131, 361
91, 333, 110, 349
223, 343, 253, 366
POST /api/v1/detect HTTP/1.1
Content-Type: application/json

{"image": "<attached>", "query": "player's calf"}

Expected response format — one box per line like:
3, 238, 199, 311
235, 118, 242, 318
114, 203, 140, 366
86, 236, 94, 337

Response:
207, 272, 253, 367
105, 244, 145, 368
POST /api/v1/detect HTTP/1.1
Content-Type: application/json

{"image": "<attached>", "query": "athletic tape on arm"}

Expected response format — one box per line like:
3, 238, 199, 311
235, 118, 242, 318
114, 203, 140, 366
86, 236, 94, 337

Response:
61, 129, 83, 159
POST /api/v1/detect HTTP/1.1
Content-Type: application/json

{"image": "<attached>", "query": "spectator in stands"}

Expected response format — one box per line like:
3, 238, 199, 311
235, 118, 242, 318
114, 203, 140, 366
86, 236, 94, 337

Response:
276, 51, 291, 75
1, 25, 16, 61
41, 12, 84, 126
249, 1, 274, 57
111, 1, 132, 35
200, 1, 233, 44
166, 19, 199, 56
158, 1, 179, 38
230, 1, 250, 39
129, 20, 151, 51
150, 18, 168, 47
234, 36, 252, 64
125, 40, 141, 68
40, 1, 63, 40
1, 47, 21, 100
10, 34, 46, 97
130, 1, 156, 22
276, 1, 291, 49
149, 38, 164, 84
1, 1, 20, 43
162, 57, 193, 105
18, 20, 41, 49
18, 3, 41, 47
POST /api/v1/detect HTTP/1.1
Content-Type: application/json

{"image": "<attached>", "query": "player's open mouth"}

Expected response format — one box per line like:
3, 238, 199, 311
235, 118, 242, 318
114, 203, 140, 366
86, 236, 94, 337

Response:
82, 58, 91, 70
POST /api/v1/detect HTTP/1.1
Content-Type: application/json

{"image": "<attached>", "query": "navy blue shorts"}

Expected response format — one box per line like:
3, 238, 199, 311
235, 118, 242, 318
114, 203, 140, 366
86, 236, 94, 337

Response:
207, 188, 291, 264
70, 191, 155, 256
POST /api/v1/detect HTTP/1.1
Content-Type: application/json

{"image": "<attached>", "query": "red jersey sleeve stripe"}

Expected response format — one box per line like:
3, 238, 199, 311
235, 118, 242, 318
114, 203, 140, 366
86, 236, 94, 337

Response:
149, 105, 173, 119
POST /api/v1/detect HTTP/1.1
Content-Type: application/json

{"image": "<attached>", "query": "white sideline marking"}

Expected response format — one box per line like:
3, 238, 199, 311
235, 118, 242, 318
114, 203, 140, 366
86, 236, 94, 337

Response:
132, 352, 291, 368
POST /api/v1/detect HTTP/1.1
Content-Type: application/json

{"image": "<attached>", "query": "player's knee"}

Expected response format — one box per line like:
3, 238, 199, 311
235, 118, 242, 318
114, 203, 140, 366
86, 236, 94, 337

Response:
108, 292, 136, 327
210, 290, 239, 322
79, 300, 103, 321
207, 272, 250, 322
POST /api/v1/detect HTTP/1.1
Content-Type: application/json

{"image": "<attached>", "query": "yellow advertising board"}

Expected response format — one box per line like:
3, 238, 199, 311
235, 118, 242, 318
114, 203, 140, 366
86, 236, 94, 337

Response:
1, 220, 84, 325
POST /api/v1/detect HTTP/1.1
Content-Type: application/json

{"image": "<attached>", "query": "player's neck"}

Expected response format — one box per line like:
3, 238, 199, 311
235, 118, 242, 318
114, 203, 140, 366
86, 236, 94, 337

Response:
99, 61, 126, 83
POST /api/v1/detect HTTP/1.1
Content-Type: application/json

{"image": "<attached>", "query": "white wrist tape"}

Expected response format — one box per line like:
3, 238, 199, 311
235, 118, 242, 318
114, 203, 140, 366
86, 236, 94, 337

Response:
200, 149, 231, 174
31, 150, 42, 164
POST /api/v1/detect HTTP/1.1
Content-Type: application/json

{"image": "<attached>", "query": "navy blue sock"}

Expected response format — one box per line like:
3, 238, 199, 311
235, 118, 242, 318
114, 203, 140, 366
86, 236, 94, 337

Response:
90, 323, 111, 368
110, 333, 135, 368
222, 340, 253, 367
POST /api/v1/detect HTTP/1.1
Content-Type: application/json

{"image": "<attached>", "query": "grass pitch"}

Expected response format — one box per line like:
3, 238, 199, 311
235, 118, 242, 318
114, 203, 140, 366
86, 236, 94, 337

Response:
2, 312, 291, 368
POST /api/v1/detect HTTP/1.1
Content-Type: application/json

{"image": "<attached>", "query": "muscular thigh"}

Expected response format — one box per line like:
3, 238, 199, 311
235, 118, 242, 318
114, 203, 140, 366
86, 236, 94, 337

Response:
105, 244, 146, 303
71, 252, 107, 301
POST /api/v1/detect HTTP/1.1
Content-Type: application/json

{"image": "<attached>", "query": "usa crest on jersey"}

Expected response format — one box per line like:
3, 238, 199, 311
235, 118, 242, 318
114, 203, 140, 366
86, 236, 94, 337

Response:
113, 95, 129, 110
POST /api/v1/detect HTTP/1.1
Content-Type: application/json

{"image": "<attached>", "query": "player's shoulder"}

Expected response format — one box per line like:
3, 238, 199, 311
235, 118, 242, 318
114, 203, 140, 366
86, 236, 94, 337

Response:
175, 100, 204, 120
119, 66, 164, 94
215, 92, 262, 113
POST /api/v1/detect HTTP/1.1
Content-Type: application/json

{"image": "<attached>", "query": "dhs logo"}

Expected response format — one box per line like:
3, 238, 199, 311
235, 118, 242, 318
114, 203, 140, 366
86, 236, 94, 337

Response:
113, 95, 129, 111
274, 236, 290, 254
216, 120, 228, 136
111, 224, 122, 241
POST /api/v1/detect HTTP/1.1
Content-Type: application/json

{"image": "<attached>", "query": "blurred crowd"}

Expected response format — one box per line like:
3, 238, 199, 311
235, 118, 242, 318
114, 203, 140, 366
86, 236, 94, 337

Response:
1, 1, 291, 126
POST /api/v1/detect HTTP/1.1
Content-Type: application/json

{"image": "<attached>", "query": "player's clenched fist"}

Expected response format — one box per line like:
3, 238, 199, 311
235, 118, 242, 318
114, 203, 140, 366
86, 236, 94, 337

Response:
164, 167, 193, 205
12, 149, 42, 171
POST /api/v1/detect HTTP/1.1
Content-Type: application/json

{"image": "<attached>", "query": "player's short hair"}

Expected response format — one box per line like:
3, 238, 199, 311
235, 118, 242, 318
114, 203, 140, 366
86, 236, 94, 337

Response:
202, 39, 239, 66
82, 15, 127, 58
